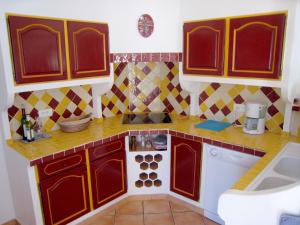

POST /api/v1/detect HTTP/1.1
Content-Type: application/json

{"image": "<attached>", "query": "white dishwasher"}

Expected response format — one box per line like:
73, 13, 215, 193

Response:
201, 143, 259, 224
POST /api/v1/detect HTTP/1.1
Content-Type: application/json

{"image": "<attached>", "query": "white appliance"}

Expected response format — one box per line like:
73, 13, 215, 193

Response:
201, 144, 259, 224
243, 102, 267, 135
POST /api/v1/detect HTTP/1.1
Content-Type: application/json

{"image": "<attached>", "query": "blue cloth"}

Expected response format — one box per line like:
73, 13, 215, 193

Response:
280, 214, 300, 225
194, 120, 231, 131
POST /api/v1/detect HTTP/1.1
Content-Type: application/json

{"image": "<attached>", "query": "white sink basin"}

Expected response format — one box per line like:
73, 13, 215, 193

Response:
274, 157, 300, 179
255, 177, 294, 191
247, 142, 300, 191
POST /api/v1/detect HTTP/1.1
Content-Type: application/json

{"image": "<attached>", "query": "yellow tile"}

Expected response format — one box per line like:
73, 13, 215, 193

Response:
233, 85, 245, 93
78, 101, 87, 111
205, 86, 214, 96
41, 92, 52, 104
216, 99, 225, 109
199, 103, 208, 113
247, 86, 259, 94
228, 87, 238, 98
272, 112, 284, 125
27, 94, 39, 106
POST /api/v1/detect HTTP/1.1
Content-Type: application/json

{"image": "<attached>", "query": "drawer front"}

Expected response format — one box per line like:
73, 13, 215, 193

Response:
38, 151, 86, 180
89, 138, 125, 161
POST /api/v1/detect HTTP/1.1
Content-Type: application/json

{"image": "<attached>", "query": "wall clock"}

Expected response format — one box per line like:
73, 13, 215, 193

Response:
138, 14, 154, 38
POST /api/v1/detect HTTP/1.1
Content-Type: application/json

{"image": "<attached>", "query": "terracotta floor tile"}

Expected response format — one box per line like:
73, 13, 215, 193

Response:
170, 201, 191, 212
144, 200, 171, 214
79, 215, 114, 225
144, 213, 174, 225
203, 217, 220, 225
114, 214, 144, 225
100, 207, 116, 216
173, 212, 205, 225
116, 201, 143, 215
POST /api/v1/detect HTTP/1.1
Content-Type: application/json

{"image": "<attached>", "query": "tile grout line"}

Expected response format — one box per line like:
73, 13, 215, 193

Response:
169, 201, 176, 225
142, 200, 145, 225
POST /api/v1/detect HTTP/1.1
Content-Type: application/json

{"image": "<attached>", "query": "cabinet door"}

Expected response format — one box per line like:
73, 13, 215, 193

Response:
90, 150, 127, 209
67, 21, 110, 79
40, 166, 90, 225
8, 16, 67, 84
183, 19, 226, 75
228, 13, 286, 79
170, 136, 202, 201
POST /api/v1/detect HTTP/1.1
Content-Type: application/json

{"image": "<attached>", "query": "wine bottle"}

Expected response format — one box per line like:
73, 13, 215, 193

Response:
21, 106, 27, 140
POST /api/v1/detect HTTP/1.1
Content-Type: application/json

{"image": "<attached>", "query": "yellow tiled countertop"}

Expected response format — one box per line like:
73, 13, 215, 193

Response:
6, 114, 300, 190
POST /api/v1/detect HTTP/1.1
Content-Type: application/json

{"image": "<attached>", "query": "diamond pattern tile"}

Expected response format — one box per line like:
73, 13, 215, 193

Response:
198, 83, 285, 133
102, 62, 190, 117
8, 85, 93, 139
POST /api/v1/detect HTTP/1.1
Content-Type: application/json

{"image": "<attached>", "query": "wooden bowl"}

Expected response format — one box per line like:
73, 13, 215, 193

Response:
59, 113, 92, 133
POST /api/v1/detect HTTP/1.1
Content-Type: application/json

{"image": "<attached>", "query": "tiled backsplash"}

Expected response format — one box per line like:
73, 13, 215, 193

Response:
8, 86, 93, 139
101, 62, 190, 117
198, 84, 285, 133
7, 60, 288, 138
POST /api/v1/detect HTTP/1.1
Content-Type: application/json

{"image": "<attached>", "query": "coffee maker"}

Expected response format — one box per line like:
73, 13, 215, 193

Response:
243, 102, 267, 135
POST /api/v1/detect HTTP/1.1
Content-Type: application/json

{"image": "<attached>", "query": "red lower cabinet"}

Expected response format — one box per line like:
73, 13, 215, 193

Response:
89, 139, 127, 209
39, 166, 90, 225
170, 136, 202, 201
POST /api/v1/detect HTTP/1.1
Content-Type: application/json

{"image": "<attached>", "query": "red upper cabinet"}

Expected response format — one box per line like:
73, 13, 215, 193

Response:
170, 136, 202, 201
67, 21, 110, 79
8, 16, 68, 84
228, 13, 286, 79
183, 19, 226, 75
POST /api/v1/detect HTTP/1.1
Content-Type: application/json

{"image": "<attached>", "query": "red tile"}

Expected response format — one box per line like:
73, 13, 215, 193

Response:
169, 130, 176, 136
43, 154, 54, 163
203, 138, 212, 144
176, 132, 185, 138
193, 136, 202, 142
85, 143, 93, 149
111, 135, 118, 141
158, 130, 168, 134
75, 145, 85, 152
266, 91, 280, 103
110, 53, 114, 63
19, 91, 32, 100
221, 106, 231, 116
255, 150, 266, 157
103, 137, 110, 143
132, 53, 142, 62
30, 158, 42, 166
150, 130, 159, 135
169, 53, 179, 61
130, 130, 140, 135
151, 53, 161, 61
210, 104, 219, 114
222, 143, 233, 149
142, 53, 151, 62
185, 134, 194, 140
65, 148, 75, 156
211, 83, 220, 90
232, 145, 244, 153
212, 140, 222, 147
54, 151, 65, 159
244, 147, 255, 155
160, 53, 170, 61
94, 139, 103, 147
179, 53, 183, 62
234, 95, 244, 104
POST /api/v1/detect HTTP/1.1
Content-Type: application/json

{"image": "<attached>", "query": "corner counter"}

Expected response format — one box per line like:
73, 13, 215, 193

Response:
6, 114, 300, 190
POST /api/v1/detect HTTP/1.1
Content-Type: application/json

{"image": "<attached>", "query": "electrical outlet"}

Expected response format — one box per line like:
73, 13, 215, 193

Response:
234, 104, 246, 113
38, 108, 53, 118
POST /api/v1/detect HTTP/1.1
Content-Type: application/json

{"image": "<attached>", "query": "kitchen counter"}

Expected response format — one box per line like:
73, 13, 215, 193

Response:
6, 114, 300, 190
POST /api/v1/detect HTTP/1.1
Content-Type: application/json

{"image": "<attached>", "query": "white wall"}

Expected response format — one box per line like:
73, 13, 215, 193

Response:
0, 132, 15, 223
